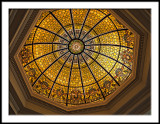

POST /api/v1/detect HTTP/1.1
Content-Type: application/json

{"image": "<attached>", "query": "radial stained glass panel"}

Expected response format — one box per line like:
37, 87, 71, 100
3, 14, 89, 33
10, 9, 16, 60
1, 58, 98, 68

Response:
19, 9, 135, 106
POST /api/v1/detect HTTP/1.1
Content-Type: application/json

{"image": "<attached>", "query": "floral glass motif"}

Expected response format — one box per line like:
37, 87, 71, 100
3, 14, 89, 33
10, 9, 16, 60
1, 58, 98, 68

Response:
19, 9, 134, 106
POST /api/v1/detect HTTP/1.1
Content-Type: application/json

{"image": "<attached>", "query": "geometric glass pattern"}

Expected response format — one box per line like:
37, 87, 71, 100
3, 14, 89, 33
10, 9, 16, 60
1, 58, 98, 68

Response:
19, 9, 135, 106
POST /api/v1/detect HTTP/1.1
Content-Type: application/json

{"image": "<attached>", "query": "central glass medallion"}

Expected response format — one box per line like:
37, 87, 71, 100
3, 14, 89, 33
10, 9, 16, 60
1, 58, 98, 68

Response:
68, 39, 85, 54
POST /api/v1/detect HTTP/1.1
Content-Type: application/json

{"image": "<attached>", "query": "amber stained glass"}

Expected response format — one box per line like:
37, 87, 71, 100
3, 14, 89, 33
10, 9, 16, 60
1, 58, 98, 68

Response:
19, 9, 135, 106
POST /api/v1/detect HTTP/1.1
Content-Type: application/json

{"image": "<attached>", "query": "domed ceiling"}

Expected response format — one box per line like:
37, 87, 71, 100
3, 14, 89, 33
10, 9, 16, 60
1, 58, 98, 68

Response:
19, 9, 135, 108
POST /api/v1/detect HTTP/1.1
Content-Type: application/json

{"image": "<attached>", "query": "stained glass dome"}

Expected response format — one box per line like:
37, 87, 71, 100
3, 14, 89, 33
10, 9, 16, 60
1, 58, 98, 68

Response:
19, 9, 134, 107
